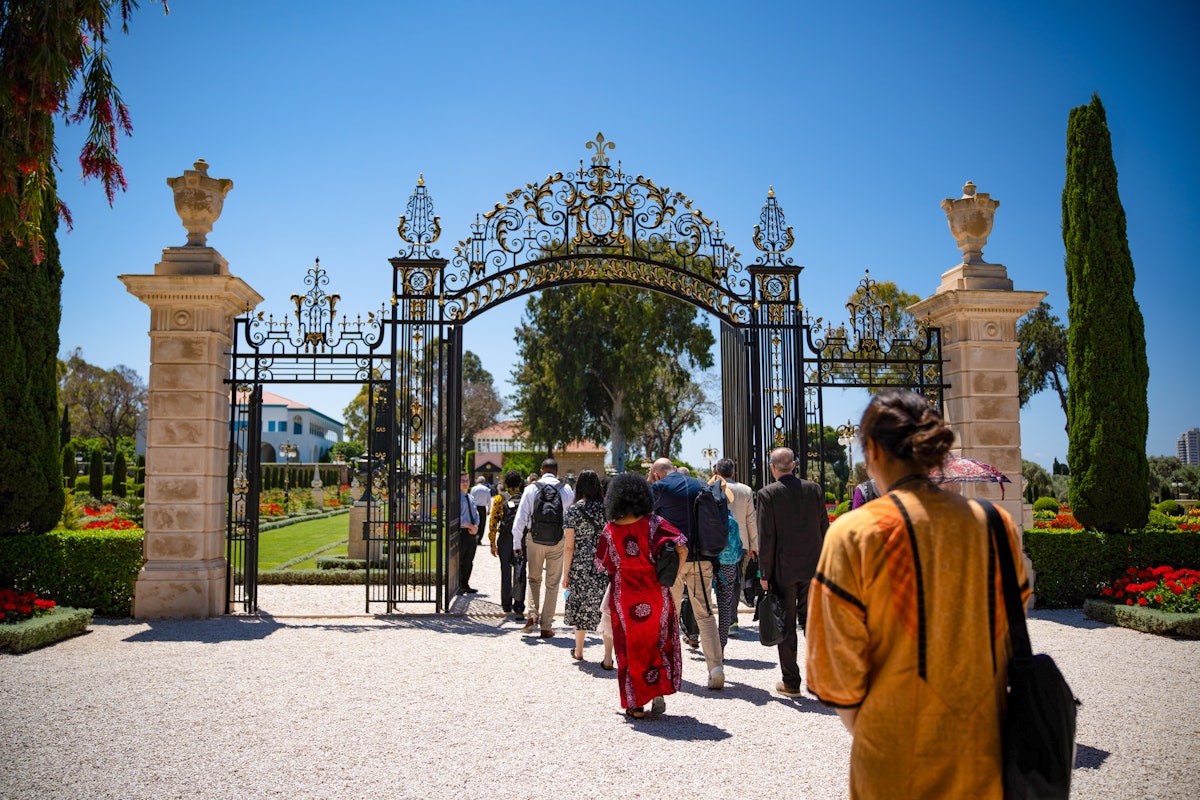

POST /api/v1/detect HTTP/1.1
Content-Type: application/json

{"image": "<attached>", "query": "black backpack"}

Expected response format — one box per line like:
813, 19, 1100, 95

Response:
692, 482, 731, 558
529, 481, 564, 545
497, 491, 520, 539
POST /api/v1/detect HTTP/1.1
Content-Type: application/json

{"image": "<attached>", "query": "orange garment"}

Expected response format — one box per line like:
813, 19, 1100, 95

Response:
805, 483, 1030, 800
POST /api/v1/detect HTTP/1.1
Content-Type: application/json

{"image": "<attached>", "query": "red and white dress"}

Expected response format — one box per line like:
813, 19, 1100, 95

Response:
595, 513, 685, 709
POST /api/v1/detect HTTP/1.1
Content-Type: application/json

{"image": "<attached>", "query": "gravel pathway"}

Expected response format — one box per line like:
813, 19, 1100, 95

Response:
2, 552, 1198, 799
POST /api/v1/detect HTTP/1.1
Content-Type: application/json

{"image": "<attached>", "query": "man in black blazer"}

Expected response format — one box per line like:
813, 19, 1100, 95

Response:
757, 447, 829, 697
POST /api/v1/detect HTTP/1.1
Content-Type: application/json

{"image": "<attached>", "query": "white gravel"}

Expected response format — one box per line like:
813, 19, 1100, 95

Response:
2, 552, 1198, 800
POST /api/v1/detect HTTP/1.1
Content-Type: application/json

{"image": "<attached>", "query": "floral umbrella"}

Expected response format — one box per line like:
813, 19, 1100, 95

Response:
930, 455, 1013, 499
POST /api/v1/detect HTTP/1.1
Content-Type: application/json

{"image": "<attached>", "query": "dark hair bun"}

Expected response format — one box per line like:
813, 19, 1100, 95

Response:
860, 390, 954, 472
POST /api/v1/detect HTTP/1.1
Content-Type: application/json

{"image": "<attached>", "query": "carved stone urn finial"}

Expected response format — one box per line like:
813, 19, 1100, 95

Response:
166, 159, 233, 246
941, 181, 999, 265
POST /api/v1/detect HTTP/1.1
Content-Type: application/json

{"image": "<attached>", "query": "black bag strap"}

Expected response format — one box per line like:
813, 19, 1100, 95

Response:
975, 499, 1032, 659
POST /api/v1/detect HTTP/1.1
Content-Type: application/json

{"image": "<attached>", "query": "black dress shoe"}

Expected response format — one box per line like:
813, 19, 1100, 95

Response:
464, 586, 479, 594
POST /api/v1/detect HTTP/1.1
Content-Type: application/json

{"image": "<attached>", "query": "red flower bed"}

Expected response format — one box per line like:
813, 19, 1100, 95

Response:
1100, 566, 1200, 613
81, 504, 116, 517
0, 589, 56, 624
1034, 511, 1083, 530
82, 517, 139, 530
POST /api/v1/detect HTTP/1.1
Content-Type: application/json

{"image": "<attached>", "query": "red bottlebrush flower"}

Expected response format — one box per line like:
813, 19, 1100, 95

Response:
1137, 597, 1148, 606
1126, 599, 1134, 605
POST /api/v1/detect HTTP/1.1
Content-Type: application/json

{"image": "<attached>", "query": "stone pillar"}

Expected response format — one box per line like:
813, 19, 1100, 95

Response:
119, 160, 262, 618
909, 182, 1044, 527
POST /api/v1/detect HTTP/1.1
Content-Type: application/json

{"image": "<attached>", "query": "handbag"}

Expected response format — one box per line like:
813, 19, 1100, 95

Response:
679, 591, 699, 638
655, 541, 680, 587
757, 589, 786, 647
978, 499, 1079, 800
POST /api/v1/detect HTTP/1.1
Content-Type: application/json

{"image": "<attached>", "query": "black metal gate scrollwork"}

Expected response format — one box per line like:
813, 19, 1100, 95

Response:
226, 133, 946, 614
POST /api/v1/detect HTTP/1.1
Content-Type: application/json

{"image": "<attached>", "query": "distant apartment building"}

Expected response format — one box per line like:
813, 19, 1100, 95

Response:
1178, 428, 1200, 466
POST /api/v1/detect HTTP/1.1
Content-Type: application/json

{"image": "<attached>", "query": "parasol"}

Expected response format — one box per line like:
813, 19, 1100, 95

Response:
929, 455, 1013, 499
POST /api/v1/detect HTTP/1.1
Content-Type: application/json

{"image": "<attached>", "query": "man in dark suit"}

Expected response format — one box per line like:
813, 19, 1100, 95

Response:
757, 447, 829, 696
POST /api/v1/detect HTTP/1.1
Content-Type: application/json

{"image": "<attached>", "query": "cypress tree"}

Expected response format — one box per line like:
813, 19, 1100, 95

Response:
112, 451, 128, 498
1063, 94, 1150, 533
89, 449, 104, 501
0, 175, 64, 534
60, 406, 71, 447
62, 443, 77, 489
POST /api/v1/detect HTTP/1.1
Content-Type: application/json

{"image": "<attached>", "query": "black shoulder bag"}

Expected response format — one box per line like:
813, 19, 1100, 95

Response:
978, 499, 1079, 800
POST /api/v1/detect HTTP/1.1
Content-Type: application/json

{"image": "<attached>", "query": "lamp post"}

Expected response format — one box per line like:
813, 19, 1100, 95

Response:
280, 441, 298, 513
1172, 480, 1185, 501
835, 420, 858, 499
701, 446, 718, 473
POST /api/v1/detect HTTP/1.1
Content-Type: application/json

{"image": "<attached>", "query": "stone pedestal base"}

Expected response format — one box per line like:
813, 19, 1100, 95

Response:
131, 559, 227, 618
347, 499, 380, 561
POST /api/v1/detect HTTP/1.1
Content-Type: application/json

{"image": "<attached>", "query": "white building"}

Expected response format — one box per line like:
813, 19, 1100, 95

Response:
1178, 428, 1200, 466
236, 390, 345, 463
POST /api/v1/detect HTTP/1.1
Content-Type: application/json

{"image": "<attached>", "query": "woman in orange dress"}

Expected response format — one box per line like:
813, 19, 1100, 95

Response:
805, 390, 1030, 799
594, 472, 687, 719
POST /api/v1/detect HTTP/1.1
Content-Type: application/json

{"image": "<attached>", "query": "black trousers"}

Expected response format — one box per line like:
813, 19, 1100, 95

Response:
496, 531, 525, 614
458, 529, 478, 591
775, 578, 811, 687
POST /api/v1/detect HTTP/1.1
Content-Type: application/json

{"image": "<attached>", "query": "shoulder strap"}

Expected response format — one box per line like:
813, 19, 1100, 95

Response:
975, 499, 1032, 659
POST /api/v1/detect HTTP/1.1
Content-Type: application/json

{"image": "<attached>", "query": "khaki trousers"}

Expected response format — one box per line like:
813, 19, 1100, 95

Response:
671, 559, 723, 675
525, 538, 564, 630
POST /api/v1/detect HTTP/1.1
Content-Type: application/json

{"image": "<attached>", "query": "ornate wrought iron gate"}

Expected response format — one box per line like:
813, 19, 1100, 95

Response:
225, 134, 946, 614
226, 260, 447, 613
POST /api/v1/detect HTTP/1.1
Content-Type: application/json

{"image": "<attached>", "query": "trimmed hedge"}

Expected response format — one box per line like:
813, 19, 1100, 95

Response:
0, 529, 143, 616
1032, 497, 1060, 513
257, 568, 439, 585
1025, 528, 1200, 608
0, 607, 93, 653
1082, 598, 1200, 638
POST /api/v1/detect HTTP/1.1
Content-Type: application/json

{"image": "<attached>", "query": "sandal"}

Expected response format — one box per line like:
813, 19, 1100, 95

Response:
650, 696, 666, 715
571, 648, 584, 660
601, 659, 614, 671
624, 706, 645, 719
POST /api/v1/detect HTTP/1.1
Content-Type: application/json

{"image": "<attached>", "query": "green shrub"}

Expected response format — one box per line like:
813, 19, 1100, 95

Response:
1083, 599, 1200, 638
824, 491, 837, 504
1032, 497, 1061, 513
0, 529, 144, 616
88, 450, 104, 500
1024, 528, 1200, 607
0, 607, 93, 653
834, 500, 851, 516
1156, 499, 1184, 517
112, 452, 127, 498
1144, 510, 1179, 532
62, 443, 77, 489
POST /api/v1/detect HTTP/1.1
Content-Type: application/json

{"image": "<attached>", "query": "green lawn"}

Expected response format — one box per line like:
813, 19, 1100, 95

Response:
258, 514, 351, 571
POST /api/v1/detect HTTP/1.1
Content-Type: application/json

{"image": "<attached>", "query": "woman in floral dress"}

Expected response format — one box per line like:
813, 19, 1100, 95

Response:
562, 470, 610, 660
594, 472, 687, 719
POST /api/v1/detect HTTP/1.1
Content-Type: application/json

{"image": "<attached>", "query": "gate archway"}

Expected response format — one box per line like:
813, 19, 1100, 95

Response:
226, 133, 945, 613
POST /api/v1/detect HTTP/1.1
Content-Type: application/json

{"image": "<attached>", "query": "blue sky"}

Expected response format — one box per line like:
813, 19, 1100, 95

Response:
52, 0, 1199, 471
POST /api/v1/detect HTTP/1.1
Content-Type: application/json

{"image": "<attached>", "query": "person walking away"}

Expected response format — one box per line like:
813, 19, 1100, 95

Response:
489, 470, 526, 619
648, 457, 725, 690
805, 390, 1030, 799
706, 472, 741, 648
712, 457, 759, 625
456, 474, 480, 595
851, 478, 879, 509
469, 476, 492, 546
512, 458, 575, 638
561, 470, 610, 660
756, 447, 828, 696
595, 472, 687, 718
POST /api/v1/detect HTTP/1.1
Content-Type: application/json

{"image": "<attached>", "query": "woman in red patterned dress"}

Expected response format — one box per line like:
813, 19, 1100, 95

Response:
594, 472, 688, 719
